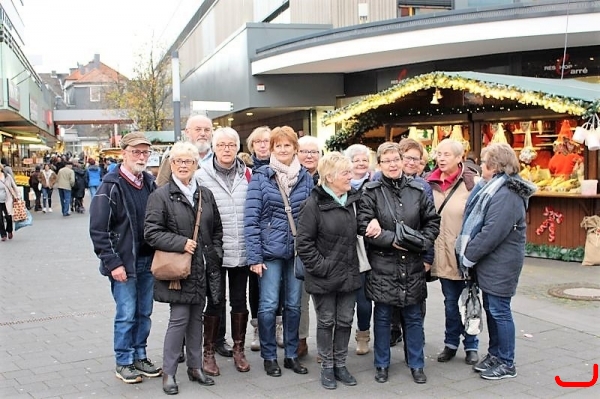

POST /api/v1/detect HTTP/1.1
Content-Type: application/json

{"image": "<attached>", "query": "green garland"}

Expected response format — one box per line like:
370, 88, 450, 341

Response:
525, 243, 584, 262
325, 110, 381, 151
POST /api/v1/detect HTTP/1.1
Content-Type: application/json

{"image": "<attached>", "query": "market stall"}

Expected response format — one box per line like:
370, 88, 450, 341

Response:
323, 71, 600, 261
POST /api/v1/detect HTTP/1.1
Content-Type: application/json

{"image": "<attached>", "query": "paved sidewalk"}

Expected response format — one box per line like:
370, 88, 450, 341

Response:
0, 195, 599, 398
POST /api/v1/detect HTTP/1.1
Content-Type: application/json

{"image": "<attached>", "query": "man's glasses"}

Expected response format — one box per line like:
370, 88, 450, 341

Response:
126, 150, 151, 157
402, 155, 421, 164
379, 158, 401, 165
216, 143, 237, 150
172, 159, 196, 166
299, 150, 320, 156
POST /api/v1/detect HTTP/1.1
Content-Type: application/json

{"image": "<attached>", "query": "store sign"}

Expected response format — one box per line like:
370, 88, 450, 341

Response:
543, 54, 589, 77
7, 79, 20, 110
30, 96, 39, 123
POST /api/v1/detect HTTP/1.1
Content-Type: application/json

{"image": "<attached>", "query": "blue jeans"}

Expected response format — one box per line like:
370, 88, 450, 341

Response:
110, 256, 154, 366
258, 258, 302, 360
58, 189, 71, 216
42, 187, 53, 208
355, 272, 372, 331
374, 302, 424, 369
440, 278, 479, 351
89, 186, 98, 199
482, 291, 515, 367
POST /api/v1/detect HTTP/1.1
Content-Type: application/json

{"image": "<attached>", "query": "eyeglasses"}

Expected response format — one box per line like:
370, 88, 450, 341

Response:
215, 143, 237, 150
172, 159, 196, 166
402, 155, 421, 164
254, 139, 269, 145
126, 150, 151, 157
299, 150, 320, 156
379, 158, 401, 165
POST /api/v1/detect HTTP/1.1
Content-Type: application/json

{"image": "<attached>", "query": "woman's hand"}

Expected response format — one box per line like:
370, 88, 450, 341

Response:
365, 218, 382, 238
424, 262, 432, 272
250, 263, 267, 277
184, 239, 197, 254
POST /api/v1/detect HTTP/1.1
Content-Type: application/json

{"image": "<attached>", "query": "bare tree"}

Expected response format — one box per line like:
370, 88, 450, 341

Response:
105, 43, 172, 131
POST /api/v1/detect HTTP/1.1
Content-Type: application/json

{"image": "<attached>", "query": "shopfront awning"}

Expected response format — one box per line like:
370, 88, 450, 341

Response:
323, 71, 600, 126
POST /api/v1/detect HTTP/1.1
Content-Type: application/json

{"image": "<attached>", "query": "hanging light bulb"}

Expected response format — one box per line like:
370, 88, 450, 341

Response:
430, 93, 439, 105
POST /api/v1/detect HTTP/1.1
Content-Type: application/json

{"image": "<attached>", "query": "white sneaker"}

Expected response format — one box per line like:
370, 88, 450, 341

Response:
42, 208, 47, 213
48, 208, 53, 213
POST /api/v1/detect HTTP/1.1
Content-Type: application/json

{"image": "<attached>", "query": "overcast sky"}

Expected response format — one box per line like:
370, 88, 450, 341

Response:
20, 0, 202, 78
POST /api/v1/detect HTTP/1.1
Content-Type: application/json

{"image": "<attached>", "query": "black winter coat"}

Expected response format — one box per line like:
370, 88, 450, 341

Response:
357, 175, 441, 307
144, 179, 223, 305
297, 186, 362, 295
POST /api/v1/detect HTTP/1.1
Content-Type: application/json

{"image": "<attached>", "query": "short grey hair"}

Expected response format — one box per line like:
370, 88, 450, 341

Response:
345, 144, 370, 160
376, 142, 400, 163
298, 135, 320, 149
481, 143, 520, 175
169, 141, 200, 162
437, 139, 465, 157
212, 127, 240, 150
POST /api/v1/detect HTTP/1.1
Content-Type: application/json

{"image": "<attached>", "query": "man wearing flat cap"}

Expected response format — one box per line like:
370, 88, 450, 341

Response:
89, 132, 162, 384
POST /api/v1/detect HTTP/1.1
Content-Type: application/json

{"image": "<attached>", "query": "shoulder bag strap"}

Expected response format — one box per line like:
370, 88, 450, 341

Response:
437, 177, 463, 214
275, 180, 297, 237
379, 186, 398, 223
192, 189, 202, 241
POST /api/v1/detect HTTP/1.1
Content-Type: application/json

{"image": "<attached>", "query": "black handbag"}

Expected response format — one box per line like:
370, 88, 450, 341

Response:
380, 186, 426, 253
276, 180, 305, 280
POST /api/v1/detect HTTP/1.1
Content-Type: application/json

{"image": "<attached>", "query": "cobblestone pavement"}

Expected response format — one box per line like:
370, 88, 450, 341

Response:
1, 195, 599, 398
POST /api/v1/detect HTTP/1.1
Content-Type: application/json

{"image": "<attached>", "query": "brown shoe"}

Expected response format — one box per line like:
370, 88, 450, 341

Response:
297, 338, 308, 358
231, 312, 250, 372
203, 314, 221, 376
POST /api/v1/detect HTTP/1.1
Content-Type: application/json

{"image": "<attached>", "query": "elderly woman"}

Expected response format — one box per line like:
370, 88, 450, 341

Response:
456, 143, 535, 380
0, 165, 21, 241
296, 135, 322, 357
196, 127, 251, 374
297, 152, 361, 389
244, 126, 314, 377
426, 138, 480, 366
357, 142, 440, 384
144, 141, 223, 395
344, 143, 374, 355
245, 126, 274, 351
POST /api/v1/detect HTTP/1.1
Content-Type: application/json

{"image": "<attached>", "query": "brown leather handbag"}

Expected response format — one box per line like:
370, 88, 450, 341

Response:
151, 191, 202, 290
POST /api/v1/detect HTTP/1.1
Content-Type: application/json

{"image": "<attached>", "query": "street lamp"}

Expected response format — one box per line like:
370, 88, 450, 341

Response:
172, 51, 181, 141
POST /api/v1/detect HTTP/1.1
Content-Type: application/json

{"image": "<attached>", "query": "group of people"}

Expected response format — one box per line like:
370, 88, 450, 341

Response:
88, 114, 535, 395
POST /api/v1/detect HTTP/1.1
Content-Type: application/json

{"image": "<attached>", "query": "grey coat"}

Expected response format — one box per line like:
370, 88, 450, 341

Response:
463, 175, 536, 297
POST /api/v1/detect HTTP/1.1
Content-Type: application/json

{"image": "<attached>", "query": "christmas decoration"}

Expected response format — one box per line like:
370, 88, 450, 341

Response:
323, 72, 598, 126
536, 206, 564, 242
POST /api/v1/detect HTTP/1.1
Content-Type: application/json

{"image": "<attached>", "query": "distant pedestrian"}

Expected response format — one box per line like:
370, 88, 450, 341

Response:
56, 162, 75, 217
86, 158, 102, 198
0, 164, 21, 241
89, 132, 161, 384
29, 166, 42, 211
39, 163, 57, 213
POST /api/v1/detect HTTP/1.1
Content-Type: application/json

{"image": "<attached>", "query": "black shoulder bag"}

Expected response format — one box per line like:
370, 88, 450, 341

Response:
380, 186, 425, 253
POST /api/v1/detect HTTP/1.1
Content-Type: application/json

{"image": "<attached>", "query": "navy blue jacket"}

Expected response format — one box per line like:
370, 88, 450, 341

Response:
86, 165, 102, 187
89, 167, 156, 277
244, 165, 314, 265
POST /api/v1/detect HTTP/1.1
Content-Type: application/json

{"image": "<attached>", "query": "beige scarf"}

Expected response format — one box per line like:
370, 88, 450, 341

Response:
270, 154, 301, 197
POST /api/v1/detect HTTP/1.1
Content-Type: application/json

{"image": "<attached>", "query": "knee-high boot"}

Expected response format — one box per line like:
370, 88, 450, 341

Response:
203, 314, 221, 376
232, 311, 250, 372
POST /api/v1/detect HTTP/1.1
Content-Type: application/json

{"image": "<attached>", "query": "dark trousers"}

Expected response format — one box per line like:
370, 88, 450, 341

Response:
313, 291, 355, 369
205, 266, 249, 344
0, 202, 13, 238
32, 187, 42, 210
163, 303, 204, 375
